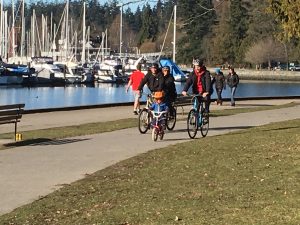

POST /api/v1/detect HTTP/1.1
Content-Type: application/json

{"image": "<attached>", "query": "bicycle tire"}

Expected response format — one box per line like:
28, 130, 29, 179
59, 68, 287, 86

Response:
187, 109, 198, 139
159, 130, 164, 140
152, 127, 159, 141
138, 108, 150, 134
166, 106, 177, 131
200, 112, 209, 137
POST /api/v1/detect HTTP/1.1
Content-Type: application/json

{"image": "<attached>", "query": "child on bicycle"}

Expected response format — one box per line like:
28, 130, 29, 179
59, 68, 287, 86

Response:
149, 91, 168, 127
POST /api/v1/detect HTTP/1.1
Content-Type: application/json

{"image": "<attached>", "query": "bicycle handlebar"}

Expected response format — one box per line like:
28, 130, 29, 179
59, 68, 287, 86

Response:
151, 110, 168, 118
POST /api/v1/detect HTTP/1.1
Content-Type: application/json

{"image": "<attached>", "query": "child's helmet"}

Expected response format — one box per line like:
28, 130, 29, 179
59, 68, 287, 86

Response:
153, 91, 164, 99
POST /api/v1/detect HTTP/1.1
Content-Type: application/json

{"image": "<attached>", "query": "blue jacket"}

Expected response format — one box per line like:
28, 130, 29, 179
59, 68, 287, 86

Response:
149, 102, 168, 112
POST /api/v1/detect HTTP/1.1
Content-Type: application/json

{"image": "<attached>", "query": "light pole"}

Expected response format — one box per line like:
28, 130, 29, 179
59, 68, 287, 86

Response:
173, 4, 177, 62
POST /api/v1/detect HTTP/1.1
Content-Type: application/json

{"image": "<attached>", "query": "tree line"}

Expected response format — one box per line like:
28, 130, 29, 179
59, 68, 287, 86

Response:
4, 0, 300, 68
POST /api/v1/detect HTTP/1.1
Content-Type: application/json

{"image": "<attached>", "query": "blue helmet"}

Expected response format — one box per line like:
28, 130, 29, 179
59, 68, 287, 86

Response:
215, 68, 221, 74
162, 65, 170, 70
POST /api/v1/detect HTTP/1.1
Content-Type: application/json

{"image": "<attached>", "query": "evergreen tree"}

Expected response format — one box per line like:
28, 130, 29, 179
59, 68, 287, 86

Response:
227, 0, 248, 64
176, 0, 216, 63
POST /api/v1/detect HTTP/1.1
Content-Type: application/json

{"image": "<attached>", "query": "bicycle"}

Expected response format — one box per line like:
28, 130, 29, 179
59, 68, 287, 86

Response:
186, 94, 210, 139
138, 93, 154, 134
151, 110, 167, 141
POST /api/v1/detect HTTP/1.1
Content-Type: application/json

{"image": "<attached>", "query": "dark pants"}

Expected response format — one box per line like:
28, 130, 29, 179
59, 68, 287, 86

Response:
216, 88, 223, 104
197, 95, 210, 113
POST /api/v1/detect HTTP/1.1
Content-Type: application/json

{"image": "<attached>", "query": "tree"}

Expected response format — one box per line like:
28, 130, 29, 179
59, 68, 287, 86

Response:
268, 0, 300, 39
176, 0, 216, 63
245, 37, 285, 68
227, 0, 248, 64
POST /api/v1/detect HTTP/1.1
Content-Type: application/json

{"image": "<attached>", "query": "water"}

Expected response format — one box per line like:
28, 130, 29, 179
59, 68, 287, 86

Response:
0, 80, 299, 110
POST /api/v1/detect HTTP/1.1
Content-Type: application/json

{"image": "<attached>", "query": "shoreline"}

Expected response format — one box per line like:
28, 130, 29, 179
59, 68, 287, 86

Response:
205, 67, 300, 81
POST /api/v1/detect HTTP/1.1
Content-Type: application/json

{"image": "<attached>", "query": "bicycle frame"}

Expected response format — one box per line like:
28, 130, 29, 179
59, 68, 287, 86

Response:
151, 111, 167, 127
191, 95, 204, 126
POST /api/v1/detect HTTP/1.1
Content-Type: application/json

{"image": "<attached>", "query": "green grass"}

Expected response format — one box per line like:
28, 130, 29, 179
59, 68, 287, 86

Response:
0, 119, 299, 224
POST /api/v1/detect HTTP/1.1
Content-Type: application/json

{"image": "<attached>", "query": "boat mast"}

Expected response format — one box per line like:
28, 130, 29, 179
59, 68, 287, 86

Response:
81, 1, 86, 62
65, 0, 69, 60
12, 0, 15, 59
20, 0, 25, 62
31, 9, 35, 57
0, 0, 3, 57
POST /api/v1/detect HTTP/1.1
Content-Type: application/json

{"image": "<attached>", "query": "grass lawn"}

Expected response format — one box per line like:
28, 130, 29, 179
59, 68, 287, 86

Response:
0, 119, 299, 225
1, 102, 298, 150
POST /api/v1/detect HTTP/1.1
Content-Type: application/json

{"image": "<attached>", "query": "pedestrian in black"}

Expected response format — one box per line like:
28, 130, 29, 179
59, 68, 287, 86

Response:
214, 68, 226, 105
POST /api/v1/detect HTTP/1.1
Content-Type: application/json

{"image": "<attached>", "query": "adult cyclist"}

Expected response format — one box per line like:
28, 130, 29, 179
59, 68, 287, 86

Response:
137, 62, 164, 95
162, 65, 177, 117
181, 58, 212, 113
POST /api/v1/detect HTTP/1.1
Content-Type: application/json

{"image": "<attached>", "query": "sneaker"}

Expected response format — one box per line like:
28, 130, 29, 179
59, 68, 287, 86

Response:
231, 103, 235, 107
133, 111, 138, 115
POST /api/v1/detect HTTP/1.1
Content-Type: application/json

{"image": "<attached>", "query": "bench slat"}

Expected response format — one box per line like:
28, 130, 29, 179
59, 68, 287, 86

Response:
0, 104, 25, 110
0, 120, 20, 125
0, 109, 24, 117
0, 115, 22, 122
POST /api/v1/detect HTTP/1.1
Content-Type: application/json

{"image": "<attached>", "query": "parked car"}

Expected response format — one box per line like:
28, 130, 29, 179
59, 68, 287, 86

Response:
289, 65, 300, 71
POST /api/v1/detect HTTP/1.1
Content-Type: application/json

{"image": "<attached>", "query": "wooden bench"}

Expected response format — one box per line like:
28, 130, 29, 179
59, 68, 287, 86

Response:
174, 95, 192, 115
0, 104, 25, 141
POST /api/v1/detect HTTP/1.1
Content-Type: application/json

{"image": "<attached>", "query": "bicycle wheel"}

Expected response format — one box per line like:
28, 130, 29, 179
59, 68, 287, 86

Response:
152, 127, 159, 141
200, 112, 209, 137
138, 108, 150, 134
166, 106, 177, 131
187, 109, 198, 139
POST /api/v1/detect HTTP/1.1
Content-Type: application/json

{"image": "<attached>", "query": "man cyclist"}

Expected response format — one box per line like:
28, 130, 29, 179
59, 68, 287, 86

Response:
137, 62, 164, 95
182, 58, 212, 113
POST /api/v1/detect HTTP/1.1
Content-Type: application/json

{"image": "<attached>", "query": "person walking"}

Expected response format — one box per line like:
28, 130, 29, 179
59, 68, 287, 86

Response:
226, 66, 239, 106
161, 65, 177, 116
214, 68, 226, 105
182, 58, 212, 113
126, 63, 145, 115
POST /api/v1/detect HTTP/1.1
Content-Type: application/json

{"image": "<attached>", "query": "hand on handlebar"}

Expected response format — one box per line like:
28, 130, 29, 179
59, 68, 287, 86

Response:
182, 91, 187, 96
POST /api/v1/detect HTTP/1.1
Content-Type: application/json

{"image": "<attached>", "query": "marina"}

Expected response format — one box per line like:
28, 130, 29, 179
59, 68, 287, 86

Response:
1, 80, 300, 110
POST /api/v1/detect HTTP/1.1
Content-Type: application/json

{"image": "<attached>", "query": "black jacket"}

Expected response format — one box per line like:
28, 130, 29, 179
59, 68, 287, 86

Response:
138, 72, 164, 92
227, 72, 239, 88
163, 74, 177, 102
214, 72, 226, 90
183, 69, 212, 95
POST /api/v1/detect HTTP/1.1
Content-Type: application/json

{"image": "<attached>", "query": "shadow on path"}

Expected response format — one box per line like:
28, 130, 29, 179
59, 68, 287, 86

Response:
5, 138, 91, 147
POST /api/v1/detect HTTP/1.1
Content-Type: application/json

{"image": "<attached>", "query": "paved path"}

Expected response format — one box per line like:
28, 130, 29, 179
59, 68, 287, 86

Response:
0, 99, 299, 215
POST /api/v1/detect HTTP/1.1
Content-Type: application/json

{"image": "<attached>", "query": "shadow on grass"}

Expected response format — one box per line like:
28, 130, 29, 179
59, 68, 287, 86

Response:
4, 138, 91, 147
210, 125, 254, 130
236, 103, 274, 107
261, 125, 300, 132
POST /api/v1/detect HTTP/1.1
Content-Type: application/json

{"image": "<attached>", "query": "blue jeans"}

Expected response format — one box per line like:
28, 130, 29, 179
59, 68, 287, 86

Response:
230, 86, 237, 105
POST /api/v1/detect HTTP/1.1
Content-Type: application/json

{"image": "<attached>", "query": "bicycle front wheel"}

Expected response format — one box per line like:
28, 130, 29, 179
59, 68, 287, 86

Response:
138, 108, 150, 134
187, 109, 198, 139
200, 112, 209, 137
166, 106, 177, 131
152, 127, 159, 141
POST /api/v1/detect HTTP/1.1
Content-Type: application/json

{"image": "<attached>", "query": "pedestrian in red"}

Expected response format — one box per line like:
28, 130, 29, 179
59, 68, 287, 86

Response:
126, 63, 145, 115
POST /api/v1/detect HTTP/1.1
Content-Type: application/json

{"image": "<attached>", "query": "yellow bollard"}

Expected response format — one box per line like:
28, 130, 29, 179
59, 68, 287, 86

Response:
15, 133, 22, 141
